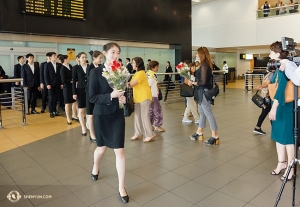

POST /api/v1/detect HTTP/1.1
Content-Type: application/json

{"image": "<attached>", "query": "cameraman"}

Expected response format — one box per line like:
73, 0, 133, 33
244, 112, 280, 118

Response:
279, 59, 300, 85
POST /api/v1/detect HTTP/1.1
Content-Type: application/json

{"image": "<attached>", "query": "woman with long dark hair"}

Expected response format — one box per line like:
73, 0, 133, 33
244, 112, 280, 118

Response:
72, 52, 88, 136
89, 42, 129, 203
190, 47, 219, 145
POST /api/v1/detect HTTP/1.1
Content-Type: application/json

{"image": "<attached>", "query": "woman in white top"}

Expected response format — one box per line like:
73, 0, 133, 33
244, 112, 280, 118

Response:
182, 62, 200, 123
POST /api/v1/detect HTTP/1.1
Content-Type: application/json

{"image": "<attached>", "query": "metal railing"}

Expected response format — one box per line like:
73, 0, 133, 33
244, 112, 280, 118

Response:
257, 3, 299, 18
156, 71, 227, 103
0, 78, 27, 129
244, 69, 267, 92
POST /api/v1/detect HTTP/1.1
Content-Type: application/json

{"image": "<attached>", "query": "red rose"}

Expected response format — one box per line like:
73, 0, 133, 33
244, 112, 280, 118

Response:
111, 65, 116, 71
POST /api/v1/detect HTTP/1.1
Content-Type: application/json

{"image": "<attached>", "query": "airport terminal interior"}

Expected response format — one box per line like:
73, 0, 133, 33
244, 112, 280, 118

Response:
1, 0, 300, 206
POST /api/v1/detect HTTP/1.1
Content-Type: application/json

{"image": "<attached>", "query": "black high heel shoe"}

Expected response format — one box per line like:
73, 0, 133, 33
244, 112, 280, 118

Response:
72, 117, 79, 122
119, 189, 129, 203
90, 136, 96, 143
67, 121, 72, 125
205, 137, 220, 145
91, 165, 99, 181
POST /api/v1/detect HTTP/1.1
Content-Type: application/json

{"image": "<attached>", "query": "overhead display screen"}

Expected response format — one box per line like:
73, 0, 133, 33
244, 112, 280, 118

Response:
20, 0, 85, 20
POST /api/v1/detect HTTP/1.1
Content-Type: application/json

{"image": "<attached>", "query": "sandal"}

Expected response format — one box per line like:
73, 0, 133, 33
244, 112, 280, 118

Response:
280, 166, 294, 181
270, 161, 287, 175
131, 135, 143, 141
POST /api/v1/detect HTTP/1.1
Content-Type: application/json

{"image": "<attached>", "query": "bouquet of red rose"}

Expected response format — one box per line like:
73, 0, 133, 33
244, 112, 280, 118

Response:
102, 60, 131, 108
176, 62, 190, 80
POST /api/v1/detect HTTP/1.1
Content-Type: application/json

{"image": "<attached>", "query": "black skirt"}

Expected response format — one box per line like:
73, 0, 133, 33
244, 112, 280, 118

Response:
86, 92, 94, 115
94, 113, 125, 148
77, 88, 86, 108
63, 87, 75, 104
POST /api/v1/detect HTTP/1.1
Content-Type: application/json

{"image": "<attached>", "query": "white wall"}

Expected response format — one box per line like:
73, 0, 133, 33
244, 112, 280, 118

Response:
192, 0, 300, 48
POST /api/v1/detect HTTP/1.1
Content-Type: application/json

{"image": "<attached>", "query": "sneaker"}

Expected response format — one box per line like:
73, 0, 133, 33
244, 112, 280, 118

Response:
182, 118, 192, 123
190, 132, 203, 141
253, 128, 266, 135
154, 126, 165, 132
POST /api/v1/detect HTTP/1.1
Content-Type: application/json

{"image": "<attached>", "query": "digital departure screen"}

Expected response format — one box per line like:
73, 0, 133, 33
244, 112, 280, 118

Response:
20, 0, 85, 20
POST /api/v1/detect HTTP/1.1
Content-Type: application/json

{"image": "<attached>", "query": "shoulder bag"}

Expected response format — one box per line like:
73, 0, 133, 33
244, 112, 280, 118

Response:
180, 84, 194, 97
251, 91, 264, 108
124, 86, 134, 117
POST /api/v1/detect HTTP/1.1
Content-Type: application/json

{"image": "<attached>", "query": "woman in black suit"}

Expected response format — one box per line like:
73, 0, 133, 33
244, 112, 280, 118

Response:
60, 55, 76, 124
72, 52, 88, 135
163, 61, 173, 82
89, 42, 129, 203
86, 50, 103, 142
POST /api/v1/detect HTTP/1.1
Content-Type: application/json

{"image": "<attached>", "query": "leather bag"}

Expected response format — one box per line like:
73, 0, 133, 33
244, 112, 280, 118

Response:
251, 91, 264, 108
180, 84, 194, 97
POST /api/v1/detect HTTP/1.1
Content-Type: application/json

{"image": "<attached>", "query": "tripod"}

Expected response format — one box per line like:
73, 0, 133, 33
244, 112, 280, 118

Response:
274, 85, 299, 207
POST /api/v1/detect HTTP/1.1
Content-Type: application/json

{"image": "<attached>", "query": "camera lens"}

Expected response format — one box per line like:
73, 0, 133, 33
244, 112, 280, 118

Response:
267, 59, 281, 71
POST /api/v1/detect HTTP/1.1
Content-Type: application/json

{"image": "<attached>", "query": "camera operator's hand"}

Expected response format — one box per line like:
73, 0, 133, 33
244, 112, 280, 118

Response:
279, 59, 288, 71
269, 100, 278, 121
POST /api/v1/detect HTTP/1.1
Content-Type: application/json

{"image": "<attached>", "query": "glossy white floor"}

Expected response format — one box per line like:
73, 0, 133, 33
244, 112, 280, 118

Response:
1, 87, 300, 207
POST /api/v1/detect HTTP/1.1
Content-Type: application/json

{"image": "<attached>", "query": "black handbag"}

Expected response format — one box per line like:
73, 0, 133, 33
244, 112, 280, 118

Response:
180, 84, 194, 97
158, 88, 163, 101
251, 91, 264, 108
124, 87, 134, 117
204, 83, 219, 102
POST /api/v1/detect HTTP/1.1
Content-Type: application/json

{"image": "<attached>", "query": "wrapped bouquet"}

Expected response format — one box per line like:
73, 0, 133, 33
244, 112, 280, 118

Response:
102, 60, 131, 108
176, 62, 190, 80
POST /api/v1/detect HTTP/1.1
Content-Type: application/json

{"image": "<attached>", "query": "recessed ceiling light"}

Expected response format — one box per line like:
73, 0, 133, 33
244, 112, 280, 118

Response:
192, 0, 201, 2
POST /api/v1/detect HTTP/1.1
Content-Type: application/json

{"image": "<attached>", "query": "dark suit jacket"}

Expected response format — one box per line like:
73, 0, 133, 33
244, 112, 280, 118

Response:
44, 61, 62, 87
89, 64, 122, 115
164, 66, 173, 81
21, 64, 40, 88
0, 66, 6, 78
60, 65, 73, 88
39, 61, 47, 84
72, 64, 87, 95
126, 63, 133, 74
14, 63, 22, 78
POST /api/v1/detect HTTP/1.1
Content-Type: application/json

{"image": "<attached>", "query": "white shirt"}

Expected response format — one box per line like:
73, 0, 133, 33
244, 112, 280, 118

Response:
223, 63, 228, 73
52, 61, 56, 73
284, 61, 300, 86
147, 71, 158, 97
28, 63, 34, 74
63, 64, 70, 70
82, 65, 87, 73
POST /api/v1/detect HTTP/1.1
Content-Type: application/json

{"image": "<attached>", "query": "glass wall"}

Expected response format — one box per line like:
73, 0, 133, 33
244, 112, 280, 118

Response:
0, 40, 175, 82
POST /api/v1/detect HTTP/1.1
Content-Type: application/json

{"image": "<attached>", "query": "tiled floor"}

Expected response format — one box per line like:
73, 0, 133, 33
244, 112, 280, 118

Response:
1, 83, 300, 207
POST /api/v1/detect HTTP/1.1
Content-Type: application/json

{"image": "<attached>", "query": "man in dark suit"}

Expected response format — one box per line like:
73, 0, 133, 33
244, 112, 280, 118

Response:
14, 56, 25, 86
56, 54, 65, 112
44, 52, 63, 118
125, 58, 133, 74
21, 53, 40, 114
40, 52, 52, 113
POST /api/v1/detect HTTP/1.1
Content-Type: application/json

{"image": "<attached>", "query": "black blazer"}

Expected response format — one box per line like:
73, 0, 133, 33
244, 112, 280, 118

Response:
0, 66, 5, 78
39, 61, 47, 84
126, 63, 133, 74
72, 64, 87, 95
21, 64, 40, 88
44, 61, 62, 87
14, 63, 22, 78
60, 65, 73, 88
89, 64, 122, 115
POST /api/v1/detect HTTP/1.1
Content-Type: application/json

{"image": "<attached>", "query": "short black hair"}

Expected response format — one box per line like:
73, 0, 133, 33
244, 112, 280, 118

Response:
126, 58, 130, 62
17, 56, 24, 61
148, 59, 151, 62
118, 58, 122, 62
57, 54, 62, 59
26, 53, 34, 58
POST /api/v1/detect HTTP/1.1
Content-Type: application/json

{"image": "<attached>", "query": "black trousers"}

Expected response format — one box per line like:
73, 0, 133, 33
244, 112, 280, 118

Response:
58, 88, 64, 108
27, 86, 38, 111
41, 88, 48, 110
48, 85, 60, 113
256, 103, 271, 128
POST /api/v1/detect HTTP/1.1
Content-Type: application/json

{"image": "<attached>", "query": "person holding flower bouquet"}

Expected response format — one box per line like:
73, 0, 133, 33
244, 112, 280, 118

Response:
129, 57, 156, 142
89, 42, 129, 203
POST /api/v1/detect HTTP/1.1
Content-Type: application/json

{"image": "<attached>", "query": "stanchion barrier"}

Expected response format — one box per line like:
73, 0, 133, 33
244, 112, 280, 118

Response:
244, 69, 267, 92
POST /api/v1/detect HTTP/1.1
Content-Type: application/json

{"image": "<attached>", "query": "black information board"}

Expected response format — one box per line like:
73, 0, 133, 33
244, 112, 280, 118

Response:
20, 0, 85, 20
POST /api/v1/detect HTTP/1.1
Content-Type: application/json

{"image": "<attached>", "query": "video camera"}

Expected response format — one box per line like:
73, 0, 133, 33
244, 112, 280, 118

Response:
267, 37, 300, 70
